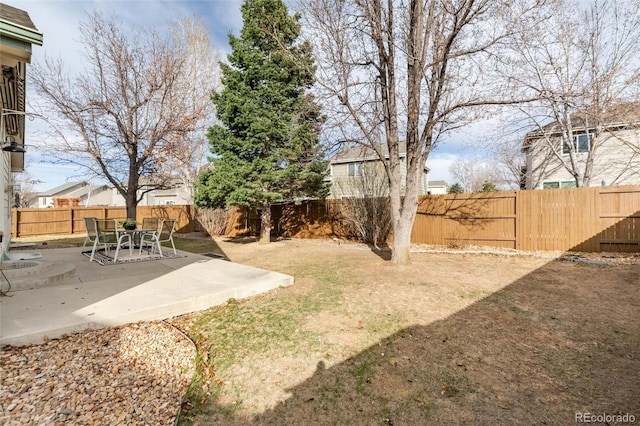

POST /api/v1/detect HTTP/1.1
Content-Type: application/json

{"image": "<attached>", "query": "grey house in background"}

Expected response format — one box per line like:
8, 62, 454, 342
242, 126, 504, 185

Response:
30, 182, 113, 207
522, 104, 640, 190
328, 143, 430, 199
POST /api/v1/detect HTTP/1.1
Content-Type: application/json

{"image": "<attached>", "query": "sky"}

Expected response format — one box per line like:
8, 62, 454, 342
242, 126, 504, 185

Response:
8, 0, 471, 192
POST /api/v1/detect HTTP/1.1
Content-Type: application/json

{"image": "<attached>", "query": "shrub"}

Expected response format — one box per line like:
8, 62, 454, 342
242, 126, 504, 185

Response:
333, 163, 392, 247
196, 207, 232, 236
338, 196, 392, 248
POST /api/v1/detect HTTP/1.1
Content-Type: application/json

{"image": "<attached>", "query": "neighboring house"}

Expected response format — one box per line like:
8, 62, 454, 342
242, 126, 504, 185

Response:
522, 104, 640, 190
328, 142, 430, 199
32, 179, 192, 208
0, 3, 42, 257
137, 178, 192, 206
426, 180, 448, 195
31, 182, 89, 208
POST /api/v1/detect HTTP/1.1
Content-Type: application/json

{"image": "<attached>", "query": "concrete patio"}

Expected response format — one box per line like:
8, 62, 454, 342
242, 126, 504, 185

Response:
0, 247, 293, 347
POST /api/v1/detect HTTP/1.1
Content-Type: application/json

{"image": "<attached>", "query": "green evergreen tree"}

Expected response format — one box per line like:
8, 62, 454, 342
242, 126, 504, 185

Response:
448, 183, 464, 194
479, 181, 499, 193
194, 0, 327, 243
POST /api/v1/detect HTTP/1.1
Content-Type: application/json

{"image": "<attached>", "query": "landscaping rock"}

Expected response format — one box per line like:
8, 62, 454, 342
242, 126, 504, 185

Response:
0, 321, 195, 425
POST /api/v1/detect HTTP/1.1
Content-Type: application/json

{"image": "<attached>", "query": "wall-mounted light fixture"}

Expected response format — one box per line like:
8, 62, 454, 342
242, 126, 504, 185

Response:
2, 136, 26, 153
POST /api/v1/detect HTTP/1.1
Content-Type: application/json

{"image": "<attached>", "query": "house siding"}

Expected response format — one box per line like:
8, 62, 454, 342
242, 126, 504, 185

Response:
1, 151, 11, 254
526, 128, 640, 189
329, 160, 429, 198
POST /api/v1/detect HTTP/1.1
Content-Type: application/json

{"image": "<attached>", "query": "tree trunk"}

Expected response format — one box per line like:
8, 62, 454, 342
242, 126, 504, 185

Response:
390, 175, 420, 265
391, 219, 412, 264
125, 191, 137, 220
259, 203, 271, 244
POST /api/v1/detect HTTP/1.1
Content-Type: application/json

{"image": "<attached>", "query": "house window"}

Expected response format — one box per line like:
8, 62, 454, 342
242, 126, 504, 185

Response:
562, 133, 593, 154
348, 162, 363, 177
542, 181, 577, 189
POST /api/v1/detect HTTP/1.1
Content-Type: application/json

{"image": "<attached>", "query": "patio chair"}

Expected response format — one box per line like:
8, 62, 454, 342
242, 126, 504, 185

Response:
138, 219, 177, 257
141, 217, 159, 233
90, 219, 133, 263
82, 217, 98, 247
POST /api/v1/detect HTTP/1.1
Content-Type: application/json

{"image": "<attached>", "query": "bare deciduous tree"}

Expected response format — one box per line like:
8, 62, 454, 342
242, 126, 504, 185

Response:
302, 0, 543, 263
30, 12, 207, 218
509, 0, 640, 187
159, 16, 221, 203
448, 157, 508, 193
11, 171, 42, 207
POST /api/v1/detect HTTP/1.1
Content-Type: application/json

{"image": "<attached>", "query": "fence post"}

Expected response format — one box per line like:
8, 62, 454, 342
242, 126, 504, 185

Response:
12, 209, 18, 237
594, 186, 601, 252
515, 191, 521, 251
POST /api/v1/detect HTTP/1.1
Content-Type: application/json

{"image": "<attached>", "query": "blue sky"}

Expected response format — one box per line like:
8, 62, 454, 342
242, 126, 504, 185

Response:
10, 0, 464, 191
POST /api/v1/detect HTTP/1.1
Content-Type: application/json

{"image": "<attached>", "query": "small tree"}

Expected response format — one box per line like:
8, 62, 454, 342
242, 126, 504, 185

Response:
335, 163, 392, 248
196, 207, 232, 236
194, 0, 327, 243
479, 181, 499, 193
12, 171, 42, 207
449, 157, 506, 193
448, 183, 464, 194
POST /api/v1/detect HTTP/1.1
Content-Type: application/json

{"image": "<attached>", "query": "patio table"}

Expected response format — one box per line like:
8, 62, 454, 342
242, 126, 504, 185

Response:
117, 228, 157, 245
113, 228, 156, 262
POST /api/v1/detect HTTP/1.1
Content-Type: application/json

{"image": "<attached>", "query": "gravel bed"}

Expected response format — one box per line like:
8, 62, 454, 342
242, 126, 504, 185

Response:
1, 321, 196, 425
292, 238, 640, 265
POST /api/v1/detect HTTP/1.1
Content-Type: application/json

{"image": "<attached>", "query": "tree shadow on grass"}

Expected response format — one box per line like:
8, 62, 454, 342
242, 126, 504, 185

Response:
183, 259, 640, 425
171, 235, 228, 259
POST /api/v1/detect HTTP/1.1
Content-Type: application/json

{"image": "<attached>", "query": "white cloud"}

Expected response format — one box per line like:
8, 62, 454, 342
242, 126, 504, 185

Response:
425, 152, 458, 185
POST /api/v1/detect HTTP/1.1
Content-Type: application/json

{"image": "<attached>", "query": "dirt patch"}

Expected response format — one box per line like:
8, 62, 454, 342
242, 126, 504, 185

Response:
174, 239, 640, 424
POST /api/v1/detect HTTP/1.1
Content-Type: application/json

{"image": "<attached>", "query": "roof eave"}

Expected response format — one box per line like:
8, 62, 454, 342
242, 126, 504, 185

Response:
0, 20, 43, 46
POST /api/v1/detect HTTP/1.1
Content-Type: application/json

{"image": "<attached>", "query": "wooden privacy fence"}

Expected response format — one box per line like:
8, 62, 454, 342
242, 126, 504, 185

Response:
11, 185, 640, 252
411, 185, 640, 252
11, 205, 198, 237
273, 186, 640, 253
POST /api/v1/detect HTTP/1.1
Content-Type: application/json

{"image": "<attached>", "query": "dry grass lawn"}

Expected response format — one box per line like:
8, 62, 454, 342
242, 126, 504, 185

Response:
169, 238, 639, 425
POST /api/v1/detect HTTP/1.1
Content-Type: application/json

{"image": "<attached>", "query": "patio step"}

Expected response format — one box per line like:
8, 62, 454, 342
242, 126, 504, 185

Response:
0, 260, 77, 291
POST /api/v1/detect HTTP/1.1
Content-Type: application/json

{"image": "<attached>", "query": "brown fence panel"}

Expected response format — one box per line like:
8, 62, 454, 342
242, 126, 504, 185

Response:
414, 192, 517, 249
11, 205, 189, 237
416, 186, 640, 252
273, 200, 358, 240
596, 186, 640, 252
515, 188, 598, 252
13, 208, 72, 236
137, 205, 195, 233
70, 206, 127, 235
